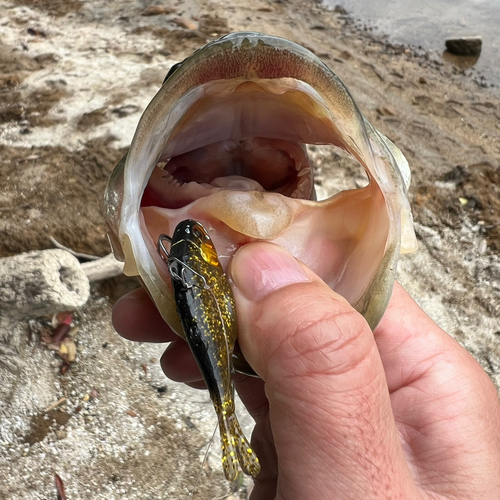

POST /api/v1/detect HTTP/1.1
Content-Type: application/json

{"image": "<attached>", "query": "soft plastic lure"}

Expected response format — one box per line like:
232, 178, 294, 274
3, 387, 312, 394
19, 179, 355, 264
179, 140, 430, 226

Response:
157, 219, 260, 481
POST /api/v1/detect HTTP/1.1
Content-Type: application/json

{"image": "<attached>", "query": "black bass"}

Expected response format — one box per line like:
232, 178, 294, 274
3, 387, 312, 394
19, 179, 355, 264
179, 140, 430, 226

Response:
103, 32, 417, 469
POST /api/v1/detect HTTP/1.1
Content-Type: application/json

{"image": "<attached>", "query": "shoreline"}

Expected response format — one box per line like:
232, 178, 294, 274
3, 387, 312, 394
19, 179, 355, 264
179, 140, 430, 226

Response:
335, 3, 496, 89
323, 0, 499, 87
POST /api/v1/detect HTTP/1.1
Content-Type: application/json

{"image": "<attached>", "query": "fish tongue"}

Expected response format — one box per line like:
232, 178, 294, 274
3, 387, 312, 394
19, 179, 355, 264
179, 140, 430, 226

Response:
203, 189, 297, 239
210, 175, 265, 191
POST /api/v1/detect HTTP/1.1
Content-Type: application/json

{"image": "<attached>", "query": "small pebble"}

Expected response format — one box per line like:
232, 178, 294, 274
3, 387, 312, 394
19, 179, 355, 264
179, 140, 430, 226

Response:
56, 430, 67, 440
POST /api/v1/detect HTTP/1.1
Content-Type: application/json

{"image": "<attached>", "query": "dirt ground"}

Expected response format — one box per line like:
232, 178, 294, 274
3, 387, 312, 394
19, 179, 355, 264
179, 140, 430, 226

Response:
0, 0, 499, 499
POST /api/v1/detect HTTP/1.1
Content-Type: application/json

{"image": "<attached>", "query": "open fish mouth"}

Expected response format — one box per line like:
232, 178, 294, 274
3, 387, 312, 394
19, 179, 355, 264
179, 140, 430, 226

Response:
103, 31, 417, 335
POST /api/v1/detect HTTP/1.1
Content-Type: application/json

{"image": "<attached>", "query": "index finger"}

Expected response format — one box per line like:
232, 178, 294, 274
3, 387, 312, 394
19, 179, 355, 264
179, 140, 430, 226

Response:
112, 287, 178, 343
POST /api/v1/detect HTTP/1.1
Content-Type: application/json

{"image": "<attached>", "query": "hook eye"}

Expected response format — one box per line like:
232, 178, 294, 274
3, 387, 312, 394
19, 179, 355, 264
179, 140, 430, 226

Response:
157, 234, 172, 262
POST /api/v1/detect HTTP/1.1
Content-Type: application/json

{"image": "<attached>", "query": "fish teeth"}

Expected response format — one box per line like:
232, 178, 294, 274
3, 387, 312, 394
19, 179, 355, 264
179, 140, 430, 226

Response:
161, 169, 183, 187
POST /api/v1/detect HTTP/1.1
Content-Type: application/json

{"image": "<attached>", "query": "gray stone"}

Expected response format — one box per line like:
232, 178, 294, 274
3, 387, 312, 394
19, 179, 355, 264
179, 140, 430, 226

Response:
445, 36, 482, 56
0, 249, 90, 318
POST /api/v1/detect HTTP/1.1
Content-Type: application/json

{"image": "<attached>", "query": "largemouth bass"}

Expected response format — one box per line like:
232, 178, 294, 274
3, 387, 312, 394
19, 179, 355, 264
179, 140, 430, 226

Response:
103, 30, 417, 477
157, 219, 259, 480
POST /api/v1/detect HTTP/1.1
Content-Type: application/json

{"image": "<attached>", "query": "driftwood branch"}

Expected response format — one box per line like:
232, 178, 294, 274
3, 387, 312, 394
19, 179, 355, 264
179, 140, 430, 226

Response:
81, 253, 124, 282
48, 236, 124, 281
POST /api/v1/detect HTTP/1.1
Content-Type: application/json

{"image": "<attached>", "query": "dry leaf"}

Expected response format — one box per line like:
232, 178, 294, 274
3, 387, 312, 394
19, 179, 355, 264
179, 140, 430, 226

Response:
52, 323, 71, 343
60, 338, 77, 362
52, 311, 73, 328
54, 473, 67, 500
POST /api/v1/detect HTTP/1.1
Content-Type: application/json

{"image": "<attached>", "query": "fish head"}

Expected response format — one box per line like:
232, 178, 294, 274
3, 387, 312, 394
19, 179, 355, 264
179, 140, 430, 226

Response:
103, 31, 417, 339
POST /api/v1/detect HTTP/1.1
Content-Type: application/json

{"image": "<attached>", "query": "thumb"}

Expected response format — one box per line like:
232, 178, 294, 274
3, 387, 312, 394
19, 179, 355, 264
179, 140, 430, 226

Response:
230, 242, 419, 499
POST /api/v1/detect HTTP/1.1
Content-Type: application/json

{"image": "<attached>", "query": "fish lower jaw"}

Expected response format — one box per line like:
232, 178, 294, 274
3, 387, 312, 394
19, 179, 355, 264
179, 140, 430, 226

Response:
140, 180, 389, 309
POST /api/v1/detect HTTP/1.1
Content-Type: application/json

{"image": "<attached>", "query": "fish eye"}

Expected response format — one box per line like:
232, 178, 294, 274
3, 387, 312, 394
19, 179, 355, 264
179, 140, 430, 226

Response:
200, 242, 219, 266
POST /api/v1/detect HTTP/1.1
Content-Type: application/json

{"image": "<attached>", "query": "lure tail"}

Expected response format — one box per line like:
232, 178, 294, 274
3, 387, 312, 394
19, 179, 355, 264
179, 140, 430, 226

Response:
218, 406, 260, 481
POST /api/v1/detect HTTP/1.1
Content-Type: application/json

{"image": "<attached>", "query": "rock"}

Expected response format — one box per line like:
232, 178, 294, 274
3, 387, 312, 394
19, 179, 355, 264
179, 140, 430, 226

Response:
0, 338, 22, 373
0, 249, 90, 373
476, 259, 500, 291
445, 36, 482, 57
0, 249, 90, 318
414, 223, 442, 251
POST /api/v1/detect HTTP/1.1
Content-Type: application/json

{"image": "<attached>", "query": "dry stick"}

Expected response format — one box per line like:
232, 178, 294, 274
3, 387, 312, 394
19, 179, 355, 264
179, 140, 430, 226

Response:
49, 236, 100, 261
44, 397, 67, 413
48, 237, 124, 281
81, 253, 124, 281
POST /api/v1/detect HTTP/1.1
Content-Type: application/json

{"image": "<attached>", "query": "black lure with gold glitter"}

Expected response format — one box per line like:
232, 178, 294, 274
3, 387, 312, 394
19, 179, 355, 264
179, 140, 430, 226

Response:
158, 219, 260, 481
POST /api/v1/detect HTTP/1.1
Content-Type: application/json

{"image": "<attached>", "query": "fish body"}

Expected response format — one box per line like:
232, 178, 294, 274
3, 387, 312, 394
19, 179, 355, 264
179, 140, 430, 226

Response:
161, 219, 260, 480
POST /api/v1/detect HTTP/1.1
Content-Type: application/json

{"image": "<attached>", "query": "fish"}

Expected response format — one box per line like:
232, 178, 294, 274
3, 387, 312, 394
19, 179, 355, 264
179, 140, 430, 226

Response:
157, 219, 260, 481
102, 29, 417, 459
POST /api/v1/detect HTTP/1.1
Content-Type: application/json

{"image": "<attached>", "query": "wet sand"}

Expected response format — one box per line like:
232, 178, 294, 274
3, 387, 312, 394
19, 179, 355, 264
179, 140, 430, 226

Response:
0, 0, 499, 498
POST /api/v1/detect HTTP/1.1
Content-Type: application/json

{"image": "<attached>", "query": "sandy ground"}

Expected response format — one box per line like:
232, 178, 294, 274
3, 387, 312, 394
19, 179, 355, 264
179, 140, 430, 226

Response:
0, 0, 499, 498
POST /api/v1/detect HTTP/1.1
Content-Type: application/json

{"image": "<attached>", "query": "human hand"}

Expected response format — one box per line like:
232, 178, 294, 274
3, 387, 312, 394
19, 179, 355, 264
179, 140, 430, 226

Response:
113, 242, 500, 499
